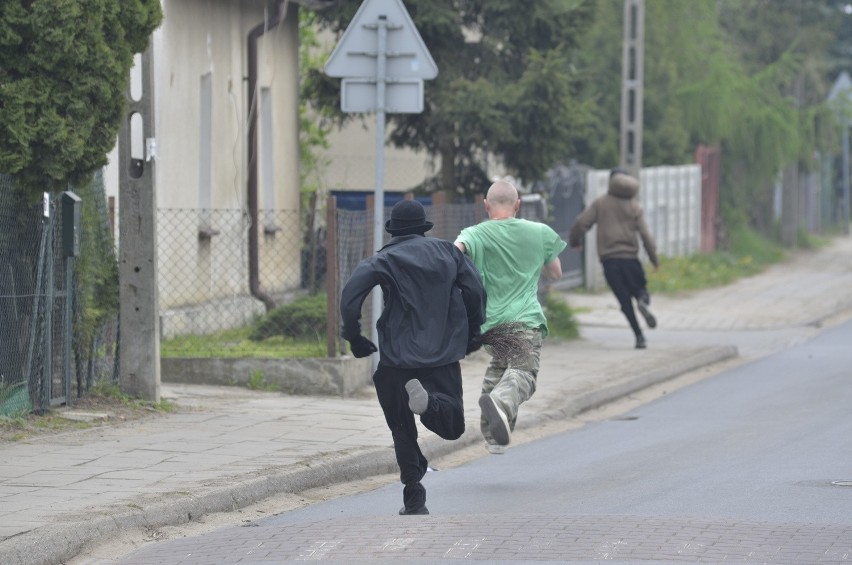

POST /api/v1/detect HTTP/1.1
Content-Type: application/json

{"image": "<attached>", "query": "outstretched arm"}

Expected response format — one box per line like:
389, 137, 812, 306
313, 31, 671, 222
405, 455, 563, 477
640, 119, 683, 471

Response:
568, 203, 597, 249
636, 213, 659, 269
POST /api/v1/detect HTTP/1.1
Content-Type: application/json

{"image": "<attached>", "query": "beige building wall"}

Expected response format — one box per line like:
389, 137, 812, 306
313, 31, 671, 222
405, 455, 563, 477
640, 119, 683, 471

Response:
153, 0, 299, 212
323, 118, 436, 192
103, 0, 305, 318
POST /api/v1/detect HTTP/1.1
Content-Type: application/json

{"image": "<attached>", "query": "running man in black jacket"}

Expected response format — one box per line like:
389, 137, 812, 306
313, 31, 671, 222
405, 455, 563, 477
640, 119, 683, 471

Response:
341, 199, 486, 516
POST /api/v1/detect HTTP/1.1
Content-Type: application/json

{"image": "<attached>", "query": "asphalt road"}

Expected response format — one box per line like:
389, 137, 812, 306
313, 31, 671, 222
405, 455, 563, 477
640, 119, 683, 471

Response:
115, 318, 852, 564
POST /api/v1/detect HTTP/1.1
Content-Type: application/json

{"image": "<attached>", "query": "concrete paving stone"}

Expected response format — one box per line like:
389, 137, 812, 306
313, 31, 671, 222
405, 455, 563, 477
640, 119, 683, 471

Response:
200, 443, 301, 459
3, 470, 99, 488
137, 460, 242, 475
0, 466, 46, 480
0, 521, 42, 536
94, 469, 179, 482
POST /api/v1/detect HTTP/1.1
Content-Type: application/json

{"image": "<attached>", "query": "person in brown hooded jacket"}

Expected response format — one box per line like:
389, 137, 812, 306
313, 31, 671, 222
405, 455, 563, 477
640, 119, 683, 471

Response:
569, 168, 659, 349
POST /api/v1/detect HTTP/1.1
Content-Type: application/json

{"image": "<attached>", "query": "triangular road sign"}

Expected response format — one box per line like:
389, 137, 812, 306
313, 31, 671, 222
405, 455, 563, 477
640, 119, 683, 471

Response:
324, 0, 438, 80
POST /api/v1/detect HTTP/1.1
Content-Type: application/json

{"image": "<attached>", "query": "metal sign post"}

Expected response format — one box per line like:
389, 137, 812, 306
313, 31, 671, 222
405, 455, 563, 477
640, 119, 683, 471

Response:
371, 15, 388, 355
325, 0, 438, 367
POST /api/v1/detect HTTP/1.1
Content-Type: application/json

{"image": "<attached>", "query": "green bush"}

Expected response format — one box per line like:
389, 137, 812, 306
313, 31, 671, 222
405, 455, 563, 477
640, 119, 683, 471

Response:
648, 226, 785, 295
250, 293, 327, 341
543, 292, 580, 340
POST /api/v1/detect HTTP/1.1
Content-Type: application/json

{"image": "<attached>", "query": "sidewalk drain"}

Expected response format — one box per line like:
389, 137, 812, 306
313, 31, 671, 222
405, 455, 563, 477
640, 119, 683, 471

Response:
831, 480, 852, 487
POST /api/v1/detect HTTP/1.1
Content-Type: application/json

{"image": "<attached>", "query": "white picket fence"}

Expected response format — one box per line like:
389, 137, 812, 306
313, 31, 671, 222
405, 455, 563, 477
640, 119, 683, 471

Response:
583, 165, 702, 290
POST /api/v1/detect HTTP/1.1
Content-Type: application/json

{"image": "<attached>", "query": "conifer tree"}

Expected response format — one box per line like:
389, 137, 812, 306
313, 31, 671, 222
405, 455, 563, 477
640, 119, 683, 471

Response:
0, 0, 162, 197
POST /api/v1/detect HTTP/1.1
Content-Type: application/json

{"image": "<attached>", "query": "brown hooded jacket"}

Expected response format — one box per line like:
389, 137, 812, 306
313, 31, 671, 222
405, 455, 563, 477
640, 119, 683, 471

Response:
568, 172, 659, 267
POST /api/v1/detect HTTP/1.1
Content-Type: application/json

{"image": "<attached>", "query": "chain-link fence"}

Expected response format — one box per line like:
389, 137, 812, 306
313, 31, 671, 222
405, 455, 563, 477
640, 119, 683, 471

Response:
326, 199, 487, 355
157, 208, 327, 358
0, 173, 118, 417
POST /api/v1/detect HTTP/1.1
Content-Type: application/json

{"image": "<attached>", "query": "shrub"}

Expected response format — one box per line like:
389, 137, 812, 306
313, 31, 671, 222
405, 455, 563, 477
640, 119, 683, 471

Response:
543, 292, 580, 340
250, 293, 327, 341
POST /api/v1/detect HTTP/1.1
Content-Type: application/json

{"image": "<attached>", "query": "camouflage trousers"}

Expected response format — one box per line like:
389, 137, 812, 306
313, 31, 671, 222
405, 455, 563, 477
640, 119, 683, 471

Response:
480, 328, 542, 444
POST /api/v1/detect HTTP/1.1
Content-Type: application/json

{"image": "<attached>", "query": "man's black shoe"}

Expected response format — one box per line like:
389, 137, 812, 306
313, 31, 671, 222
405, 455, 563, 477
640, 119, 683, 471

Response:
399, 505, 429, 515
635, 336, 647, 349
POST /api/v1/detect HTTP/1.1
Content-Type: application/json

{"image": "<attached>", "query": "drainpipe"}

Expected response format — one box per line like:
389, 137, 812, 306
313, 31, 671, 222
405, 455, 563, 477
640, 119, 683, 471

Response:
247, 1, 288, 313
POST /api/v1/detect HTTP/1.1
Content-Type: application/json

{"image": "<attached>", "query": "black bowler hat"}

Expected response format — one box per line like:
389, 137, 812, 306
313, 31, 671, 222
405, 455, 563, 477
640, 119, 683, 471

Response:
385, 199, 434, 236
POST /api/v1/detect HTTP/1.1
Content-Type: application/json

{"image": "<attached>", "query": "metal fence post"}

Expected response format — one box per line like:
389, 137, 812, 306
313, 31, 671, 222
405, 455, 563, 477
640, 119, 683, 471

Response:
42, 206, 54, 413
326, 196, 339, 357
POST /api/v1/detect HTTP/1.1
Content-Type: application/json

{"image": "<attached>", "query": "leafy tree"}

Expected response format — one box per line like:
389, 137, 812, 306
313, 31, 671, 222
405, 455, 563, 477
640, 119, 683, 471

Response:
716, 0, 842, 236
575, 0, 845, 240
0, 1, 161, 408
572, 0, 728, 168
0, 0, 162, 197
307, 0, 596, 198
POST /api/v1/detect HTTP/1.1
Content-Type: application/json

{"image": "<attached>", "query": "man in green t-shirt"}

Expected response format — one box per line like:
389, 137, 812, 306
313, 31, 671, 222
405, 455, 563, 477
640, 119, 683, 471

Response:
455, 179, 567, 454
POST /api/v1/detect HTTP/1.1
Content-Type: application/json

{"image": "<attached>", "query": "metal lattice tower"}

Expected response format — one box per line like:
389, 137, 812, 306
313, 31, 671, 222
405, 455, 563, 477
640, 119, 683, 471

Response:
620, 0, 644, 178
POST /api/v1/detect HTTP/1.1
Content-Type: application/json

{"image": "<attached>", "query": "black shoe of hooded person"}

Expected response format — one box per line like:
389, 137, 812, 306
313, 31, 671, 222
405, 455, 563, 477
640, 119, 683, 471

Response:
399, 505, 429, 515
635, 335, 647, 349
637, 299, 657, 329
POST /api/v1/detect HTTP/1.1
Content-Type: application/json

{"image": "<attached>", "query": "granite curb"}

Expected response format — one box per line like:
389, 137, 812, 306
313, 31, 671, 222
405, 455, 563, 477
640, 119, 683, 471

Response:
0, 344, 737, 565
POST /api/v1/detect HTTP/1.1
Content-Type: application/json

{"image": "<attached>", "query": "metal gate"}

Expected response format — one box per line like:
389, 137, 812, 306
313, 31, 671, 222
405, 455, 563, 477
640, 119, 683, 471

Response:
533, 162, 588, 288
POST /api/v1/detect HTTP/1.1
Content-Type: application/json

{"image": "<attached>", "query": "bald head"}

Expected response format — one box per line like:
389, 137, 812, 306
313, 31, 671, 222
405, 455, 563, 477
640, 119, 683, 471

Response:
486, 180, 519, 205
485, 180, 520, 219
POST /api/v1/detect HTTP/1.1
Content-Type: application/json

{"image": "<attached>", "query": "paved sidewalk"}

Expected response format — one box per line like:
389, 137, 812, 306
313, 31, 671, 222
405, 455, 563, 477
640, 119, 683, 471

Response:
1, 235, 851, 565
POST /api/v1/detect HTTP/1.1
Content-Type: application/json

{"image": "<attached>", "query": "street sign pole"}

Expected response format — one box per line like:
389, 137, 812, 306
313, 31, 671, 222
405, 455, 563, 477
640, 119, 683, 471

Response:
370, 16, 389, 360
324, 0, 438, 368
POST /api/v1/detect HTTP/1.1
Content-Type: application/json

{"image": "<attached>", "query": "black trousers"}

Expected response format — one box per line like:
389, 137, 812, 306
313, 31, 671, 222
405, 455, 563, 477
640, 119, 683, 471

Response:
373, 361, 465, 509
602, 257, 647, 338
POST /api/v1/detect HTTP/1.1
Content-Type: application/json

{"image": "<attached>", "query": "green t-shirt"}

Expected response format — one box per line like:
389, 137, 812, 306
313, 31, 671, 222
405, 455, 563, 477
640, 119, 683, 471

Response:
456, 218, 567, 336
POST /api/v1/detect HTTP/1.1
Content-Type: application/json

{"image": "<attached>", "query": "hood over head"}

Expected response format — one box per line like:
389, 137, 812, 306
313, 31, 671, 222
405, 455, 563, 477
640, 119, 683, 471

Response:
608, 170, 639, 199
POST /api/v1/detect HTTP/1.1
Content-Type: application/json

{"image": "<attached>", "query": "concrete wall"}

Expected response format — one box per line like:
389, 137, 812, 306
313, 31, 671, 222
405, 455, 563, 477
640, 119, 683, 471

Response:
161, 355, 373, 397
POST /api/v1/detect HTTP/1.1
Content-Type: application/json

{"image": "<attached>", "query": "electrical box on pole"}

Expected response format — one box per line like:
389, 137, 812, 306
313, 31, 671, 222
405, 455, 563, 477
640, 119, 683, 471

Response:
61, 191, 82, 258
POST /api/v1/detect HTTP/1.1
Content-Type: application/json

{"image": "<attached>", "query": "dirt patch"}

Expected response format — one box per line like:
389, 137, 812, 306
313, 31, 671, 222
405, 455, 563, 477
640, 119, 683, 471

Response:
0, 393, 175, 443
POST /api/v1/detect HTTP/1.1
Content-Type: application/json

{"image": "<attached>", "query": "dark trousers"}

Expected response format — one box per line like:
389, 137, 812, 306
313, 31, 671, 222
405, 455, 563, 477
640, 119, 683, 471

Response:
602, 257, 647, 338
373, 361, 465, 509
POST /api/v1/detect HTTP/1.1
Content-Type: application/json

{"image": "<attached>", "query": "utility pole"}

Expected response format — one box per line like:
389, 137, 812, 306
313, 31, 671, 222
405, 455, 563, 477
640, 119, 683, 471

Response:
118, 47, 161, 402
620, 0, 645, 179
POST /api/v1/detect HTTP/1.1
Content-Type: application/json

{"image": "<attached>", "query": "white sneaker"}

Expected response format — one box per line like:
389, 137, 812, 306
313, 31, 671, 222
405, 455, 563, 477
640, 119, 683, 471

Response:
479, 393, 511, 446
485, 443, 507, 455
405, 379, 429, 415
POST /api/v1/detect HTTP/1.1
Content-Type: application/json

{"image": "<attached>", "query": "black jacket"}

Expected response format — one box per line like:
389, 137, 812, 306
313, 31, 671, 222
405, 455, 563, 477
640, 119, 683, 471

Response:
340, 234, 486, 368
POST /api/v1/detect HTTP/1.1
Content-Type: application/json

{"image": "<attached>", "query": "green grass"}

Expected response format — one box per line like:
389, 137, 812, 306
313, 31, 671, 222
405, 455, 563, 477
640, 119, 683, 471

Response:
246, 369, 279, 391
87, 381, 176, 412
648, 227, 785, 295
161, 325, 326, 358
543, 292, 581, 340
